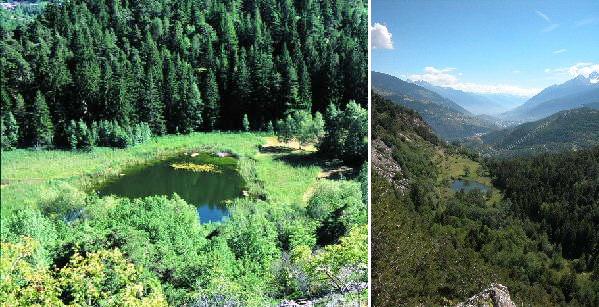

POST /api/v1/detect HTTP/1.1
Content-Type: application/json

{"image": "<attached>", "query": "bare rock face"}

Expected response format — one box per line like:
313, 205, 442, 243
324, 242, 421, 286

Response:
456, 284, 516, 307
372, 138, 408, 193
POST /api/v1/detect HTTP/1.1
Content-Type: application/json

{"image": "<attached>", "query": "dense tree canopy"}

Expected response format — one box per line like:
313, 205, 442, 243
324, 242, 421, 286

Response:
0, 0, 367, 148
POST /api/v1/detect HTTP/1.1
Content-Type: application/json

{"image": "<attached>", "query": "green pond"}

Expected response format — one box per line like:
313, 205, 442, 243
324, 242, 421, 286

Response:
97, 152, 243, 223
451, 179, 490, 193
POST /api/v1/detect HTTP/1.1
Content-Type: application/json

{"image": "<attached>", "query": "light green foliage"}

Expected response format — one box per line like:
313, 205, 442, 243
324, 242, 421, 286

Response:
63, 195, 207, 303
0, 238, 63, 306
319, 101, 368, 165
1, 132, 366, 305
57, 249, 168, 306
242, 114, 250, 132
0, 238, 168, 306
307, 180, 366, 245
1, 111, 19, 150
276, 110, 325, 148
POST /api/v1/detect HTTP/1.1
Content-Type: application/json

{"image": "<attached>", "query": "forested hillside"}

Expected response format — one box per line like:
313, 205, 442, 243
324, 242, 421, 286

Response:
1, 0, 367, 148
372, 92, 599, 306
465, 107, 599, 157
372, 71, 500, 140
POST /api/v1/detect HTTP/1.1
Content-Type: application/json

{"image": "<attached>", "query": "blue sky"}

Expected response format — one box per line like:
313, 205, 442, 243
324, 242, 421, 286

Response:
371, 0, 599, 97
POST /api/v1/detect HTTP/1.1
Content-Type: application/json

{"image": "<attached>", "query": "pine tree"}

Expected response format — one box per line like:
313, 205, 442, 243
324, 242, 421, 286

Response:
1, 111, 18, 150
242, 114, 250, 132
202, 70, 220, 131
29, 91, 54, 147
138, 73, 165, 135
278, 44, 301, 115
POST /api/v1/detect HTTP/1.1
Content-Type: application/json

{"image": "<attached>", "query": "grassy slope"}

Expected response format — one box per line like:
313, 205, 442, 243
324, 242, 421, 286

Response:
1, 132, 322, 214
435, 153, 502, 204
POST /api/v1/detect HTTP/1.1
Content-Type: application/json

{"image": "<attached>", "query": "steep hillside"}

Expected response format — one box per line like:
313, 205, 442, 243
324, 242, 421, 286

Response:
372, 93, 598, 306
468, 107, 599, 156
501, 73, 599, 121
372, 72, 500, 139
373, 71, 469, 114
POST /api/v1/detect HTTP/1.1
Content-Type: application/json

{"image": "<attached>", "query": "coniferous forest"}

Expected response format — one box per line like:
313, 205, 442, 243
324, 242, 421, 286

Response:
1, 0, 367, 147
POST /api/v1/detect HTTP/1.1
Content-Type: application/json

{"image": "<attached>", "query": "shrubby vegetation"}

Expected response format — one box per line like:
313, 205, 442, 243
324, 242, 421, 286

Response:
1, 182, 367, 305
372, 93, 599, 306
276, 109, 325, 149
65, 120, 153, 150
319, 101, 368, 165
1, 132, 368, 305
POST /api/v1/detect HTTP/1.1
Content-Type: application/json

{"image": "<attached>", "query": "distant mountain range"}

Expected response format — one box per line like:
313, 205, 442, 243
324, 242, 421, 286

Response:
413, 81, 526, 115
372, 71, 500, 140
464, 107, 599, 157
500, 72, 599, 121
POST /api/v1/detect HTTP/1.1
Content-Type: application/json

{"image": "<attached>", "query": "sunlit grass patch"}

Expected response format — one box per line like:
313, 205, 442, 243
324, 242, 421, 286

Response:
171, 162, 221, 173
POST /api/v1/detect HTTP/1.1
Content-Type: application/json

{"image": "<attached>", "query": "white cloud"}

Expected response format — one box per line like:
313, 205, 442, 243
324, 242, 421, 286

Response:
536, 10, 551, 23
409, 66, 540, 97
536, 10, 559, 32
545, 62, 599, 78
371, 23, 394, 49
512, 70, 521, 74
552, 48, 567, 54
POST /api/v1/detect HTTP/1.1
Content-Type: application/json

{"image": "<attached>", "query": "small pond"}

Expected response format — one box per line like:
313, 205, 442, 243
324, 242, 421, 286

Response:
97, 152, 243, 223
451, 179, 490, 193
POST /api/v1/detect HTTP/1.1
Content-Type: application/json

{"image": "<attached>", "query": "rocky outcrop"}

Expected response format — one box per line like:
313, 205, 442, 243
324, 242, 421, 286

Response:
372, 139, 408, 193
456, 284, 516, 307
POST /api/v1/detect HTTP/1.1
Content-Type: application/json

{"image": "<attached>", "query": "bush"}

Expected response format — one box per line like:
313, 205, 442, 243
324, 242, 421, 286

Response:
62, 195, 207, 304
93, 120, 152, 148
0, 238, 168, 306
65, 120, 94, 151
276, 110, 325, 148
306, 180, 366, 245
319, 101, 368, 165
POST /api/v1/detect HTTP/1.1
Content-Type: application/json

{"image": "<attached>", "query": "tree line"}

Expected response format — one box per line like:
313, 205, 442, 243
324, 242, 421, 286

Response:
0, 0, 368, 148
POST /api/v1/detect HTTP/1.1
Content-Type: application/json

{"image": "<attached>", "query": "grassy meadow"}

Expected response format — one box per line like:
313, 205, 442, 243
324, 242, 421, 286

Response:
1, 132, 322, 213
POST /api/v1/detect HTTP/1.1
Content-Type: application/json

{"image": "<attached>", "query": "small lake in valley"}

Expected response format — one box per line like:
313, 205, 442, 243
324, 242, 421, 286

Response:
451, 179, 491, 193
97, 152, 243, 223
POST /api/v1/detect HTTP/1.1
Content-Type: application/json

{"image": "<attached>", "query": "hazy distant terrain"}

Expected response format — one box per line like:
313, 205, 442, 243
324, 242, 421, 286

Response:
372, 71, 500, 139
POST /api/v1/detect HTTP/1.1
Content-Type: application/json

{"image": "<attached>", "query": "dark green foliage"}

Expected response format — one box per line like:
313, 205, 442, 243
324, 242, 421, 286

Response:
319, 101, 368, 165
475, 107, 599, 157
1, 0, 367, 147
372, 94, 599, 306
1, 111, 19, 150
488, 148, 599, 261
28, 91, 53, 147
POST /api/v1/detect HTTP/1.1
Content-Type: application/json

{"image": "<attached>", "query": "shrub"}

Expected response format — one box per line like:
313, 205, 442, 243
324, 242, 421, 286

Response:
276, 110, 325, 148
319, 101, 368, 165
306, 180, 366, 245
